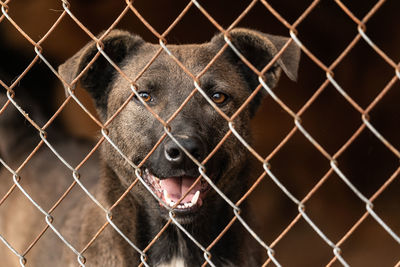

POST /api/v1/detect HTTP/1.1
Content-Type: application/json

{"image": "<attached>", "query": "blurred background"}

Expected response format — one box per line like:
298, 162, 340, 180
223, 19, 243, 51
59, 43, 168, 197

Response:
0, 0, 399, 266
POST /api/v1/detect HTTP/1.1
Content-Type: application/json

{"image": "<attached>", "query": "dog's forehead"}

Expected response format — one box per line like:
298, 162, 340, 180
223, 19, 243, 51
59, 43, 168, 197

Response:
129, 43, 220, 77
116, 42, 238, 94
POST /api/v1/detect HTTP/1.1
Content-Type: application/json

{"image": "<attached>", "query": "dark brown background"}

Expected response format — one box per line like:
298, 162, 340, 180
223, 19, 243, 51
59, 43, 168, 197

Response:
0, 0, 399, 266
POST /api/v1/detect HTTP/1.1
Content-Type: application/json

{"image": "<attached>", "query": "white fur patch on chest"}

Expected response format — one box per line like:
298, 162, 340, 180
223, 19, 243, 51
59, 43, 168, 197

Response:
157, 257, 186, 267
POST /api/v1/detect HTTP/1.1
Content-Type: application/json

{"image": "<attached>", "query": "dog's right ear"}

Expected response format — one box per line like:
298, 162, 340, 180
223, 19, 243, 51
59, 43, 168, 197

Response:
58, 30, 144, 119
210, 28, 300, 117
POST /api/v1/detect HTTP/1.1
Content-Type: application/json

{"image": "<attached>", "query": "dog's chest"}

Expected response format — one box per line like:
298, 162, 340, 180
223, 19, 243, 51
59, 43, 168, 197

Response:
156, 257, 186, 267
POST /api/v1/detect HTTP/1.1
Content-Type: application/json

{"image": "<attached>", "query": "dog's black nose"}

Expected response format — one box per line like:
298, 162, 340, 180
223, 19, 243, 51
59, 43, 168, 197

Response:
164, 137, 205, 164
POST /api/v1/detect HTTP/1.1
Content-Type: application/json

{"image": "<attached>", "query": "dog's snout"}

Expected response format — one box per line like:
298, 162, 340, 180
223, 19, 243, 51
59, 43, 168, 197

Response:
164, 137, 205, 164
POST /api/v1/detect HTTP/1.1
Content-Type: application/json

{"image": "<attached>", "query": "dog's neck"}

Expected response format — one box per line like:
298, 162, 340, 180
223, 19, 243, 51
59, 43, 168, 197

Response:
100, 164, 245, 266
146, 215, 239, 267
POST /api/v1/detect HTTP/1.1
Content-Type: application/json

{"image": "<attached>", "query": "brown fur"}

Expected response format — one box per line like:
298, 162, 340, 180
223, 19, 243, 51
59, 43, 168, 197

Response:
0, 28, 300, 266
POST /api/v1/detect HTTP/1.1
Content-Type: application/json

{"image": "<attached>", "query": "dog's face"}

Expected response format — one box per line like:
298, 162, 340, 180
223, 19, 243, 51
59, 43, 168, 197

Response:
59, 29, 300, 224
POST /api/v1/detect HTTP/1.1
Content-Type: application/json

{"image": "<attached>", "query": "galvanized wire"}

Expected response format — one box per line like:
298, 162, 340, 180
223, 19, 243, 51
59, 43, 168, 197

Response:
0, 0, 399, 266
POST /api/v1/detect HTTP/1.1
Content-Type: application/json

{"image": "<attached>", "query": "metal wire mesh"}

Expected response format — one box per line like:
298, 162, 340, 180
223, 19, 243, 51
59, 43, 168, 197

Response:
0, 0, 399, 266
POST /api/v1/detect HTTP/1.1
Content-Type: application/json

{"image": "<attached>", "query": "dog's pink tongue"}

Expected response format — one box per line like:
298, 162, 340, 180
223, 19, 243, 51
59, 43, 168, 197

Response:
160, 176, 201, 203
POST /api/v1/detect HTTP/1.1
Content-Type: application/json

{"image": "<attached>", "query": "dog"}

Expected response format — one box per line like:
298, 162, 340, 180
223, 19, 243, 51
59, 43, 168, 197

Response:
0, 28, 300, 266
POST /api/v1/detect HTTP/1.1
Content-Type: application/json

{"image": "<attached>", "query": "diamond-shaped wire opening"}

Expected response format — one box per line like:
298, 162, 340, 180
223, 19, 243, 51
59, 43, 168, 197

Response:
334, 39, 397, 108
299, 83, 362, 154
306, 172, 367, 240
294, 1, 363, 65
270, 217, 335, 267
268, 130, 329, 197
338, 129, 399, 197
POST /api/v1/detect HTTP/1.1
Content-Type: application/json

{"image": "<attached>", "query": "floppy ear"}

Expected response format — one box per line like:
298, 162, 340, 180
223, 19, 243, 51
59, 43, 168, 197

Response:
210, 28, 300, 115
58, 30, 144, 119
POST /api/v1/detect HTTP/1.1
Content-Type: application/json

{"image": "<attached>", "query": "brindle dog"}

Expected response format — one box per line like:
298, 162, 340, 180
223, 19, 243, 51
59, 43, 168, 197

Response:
0, 28, 300, 266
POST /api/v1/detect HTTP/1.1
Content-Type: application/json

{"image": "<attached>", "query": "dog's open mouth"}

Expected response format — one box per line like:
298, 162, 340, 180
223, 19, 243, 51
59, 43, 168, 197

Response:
143, 169, 210, 211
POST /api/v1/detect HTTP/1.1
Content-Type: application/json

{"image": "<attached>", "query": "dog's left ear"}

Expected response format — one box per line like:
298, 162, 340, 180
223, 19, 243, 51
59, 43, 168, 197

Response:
210, 28, 300, 113
58, 30, 145, 120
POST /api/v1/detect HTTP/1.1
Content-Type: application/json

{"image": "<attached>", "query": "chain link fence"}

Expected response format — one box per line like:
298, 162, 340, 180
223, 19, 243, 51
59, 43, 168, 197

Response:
0, 0, 399, 266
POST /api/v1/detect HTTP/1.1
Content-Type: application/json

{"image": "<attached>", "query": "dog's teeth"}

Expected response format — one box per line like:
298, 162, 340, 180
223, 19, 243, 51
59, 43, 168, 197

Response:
163, 189, 200, 208
163, 189, 168, 199
191, 191, 200, 205
163, 190, 172, 205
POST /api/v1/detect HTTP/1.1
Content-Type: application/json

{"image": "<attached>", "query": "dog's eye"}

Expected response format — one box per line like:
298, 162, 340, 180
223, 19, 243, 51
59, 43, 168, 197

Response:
138, 92, 153, 102
211, 92, 228, 104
